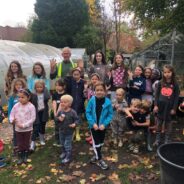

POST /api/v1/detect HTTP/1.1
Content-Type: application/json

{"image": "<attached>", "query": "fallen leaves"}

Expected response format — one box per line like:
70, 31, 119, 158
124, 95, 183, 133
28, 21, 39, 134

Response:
89, 173, 106, 182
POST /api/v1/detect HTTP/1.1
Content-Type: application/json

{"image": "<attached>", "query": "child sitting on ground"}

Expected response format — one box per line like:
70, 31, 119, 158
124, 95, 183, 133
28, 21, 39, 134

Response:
125, 99, 152, 153
111, 88, 128, 147
57, 95, 79, 164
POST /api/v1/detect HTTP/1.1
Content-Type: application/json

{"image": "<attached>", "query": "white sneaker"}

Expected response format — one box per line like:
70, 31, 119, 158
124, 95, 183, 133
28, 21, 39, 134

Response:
118, 140, 123, 147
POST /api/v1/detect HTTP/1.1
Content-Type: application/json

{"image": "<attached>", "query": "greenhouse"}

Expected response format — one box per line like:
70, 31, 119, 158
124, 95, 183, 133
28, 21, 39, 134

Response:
0, 40, 86, 103
131, 30, 184, 90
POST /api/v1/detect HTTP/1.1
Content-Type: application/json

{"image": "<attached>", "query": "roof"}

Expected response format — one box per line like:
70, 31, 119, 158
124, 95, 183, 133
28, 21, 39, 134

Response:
0, 26, 27, 41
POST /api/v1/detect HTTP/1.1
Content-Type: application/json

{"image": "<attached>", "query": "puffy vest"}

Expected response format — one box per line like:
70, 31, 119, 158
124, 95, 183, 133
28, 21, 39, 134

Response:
57, 60, 76, 78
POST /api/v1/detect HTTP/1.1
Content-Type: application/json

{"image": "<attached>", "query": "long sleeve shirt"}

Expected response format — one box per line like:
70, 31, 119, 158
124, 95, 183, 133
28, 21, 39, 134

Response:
9, 102, 36, 132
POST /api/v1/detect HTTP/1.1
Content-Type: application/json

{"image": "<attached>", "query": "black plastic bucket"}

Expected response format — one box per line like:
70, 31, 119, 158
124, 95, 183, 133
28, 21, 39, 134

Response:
157, 142, 184, 184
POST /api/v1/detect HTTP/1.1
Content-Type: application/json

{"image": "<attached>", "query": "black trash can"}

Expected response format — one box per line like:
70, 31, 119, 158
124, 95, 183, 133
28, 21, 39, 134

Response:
157, 142, 184, 184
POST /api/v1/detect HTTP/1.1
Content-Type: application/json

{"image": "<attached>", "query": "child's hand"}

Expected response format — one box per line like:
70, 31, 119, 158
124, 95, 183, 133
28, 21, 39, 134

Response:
133, 85, 139, 89
69, 123, 76, 128
170, 109, 176, 115
99, 125, 105, 131
153, 106, 158, 113
17, 122, 23, 128
93, 124, 98, 130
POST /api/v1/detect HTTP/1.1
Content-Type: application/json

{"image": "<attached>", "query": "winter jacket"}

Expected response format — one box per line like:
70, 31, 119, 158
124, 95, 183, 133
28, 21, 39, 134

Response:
86, 96, 113, 128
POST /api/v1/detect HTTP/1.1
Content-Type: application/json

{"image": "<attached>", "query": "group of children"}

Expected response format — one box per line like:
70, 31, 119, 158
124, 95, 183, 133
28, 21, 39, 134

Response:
0, 56, 180, 170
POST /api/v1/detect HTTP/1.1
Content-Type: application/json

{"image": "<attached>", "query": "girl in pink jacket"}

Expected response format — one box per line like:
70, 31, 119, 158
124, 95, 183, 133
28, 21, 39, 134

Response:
10, 89, 36, 165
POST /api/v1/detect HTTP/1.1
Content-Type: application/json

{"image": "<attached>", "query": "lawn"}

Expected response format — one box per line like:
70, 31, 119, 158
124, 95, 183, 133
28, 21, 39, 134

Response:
0, 119, 183, 184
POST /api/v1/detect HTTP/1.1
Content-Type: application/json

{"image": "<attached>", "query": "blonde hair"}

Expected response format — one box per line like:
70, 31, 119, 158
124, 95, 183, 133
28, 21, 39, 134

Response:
60, 95, 73, 105
34, 80, 45, 90
130, 99, 141, 107
116, 88, 125, 96
141, 99, 151, 112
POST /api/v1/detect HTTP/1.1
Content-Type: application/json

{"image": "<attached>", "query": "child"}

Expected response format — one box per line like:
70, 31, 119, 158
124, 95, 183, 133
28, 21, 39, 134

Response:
154, 65, 179, 145
4, 60, 26, 97
128, 65, 146, 105
9, 89, 36, 165
65, 67, 85, 141
8, 78, 27, 153
57, 95, 79, 164
84, 73, 100, 144
142, 67, 153, 104
84, 73, 100, 100
110, 53, 128, 99
126, 99, 152, 153
52, 79, 66, 147
27, 62, 50, 92
86, 82, 113, 170
111, 88, 128, 147
30, 80, 50, 150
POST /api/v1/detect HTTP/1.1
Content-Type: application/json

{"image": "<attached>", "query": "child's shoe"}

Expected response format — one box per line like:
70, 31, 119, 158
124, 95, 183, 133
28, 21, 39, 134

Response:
17, 152, 24, 165
0, 161, 6, 168
39, 134, 45, 145
53, 142, 61, 147
128, 144, 135, 151
132, 145, 139, 154
23, 151, 29, 163
113, 138, 118, 145
147, 144, 153, 152
75, 127, 81, 141
61, 152, 71, 164
0, 156, 5, 162
60, 152, 66, 160
90, 155, 97, 164
118, 139, 123, 148
96, 159, 109, 170
30, 141, 36, 151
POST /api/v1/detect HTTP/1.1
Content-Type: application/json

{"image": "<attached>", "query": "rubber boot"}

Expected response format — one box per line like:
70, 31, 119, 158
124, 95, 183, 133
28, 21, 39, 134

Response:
17, 152, 24, 165
23, 151, 29, 163
75, 127, 81, 141
39, 134, 45, 145
153, 132, 161, 147
30, 141, 36, 151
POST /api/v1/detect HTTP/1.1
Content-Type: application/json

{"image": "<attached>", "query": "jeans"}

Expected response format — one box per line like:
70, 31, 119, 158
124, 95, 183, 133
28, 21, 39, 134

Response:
59, 130, 73, 152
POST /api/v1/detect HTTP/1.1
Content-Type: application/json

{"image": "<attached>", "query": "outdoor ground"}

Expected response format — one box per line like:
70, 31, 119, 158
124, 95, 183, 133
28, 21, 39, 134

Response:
0, 119, 184, 184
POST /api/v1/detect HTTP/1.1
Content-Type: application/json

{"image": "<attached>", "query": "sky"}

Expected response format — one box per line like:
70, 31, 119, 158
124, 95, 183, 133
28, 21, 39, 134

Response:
0, 0, 113, 27
0, 0, 36, 27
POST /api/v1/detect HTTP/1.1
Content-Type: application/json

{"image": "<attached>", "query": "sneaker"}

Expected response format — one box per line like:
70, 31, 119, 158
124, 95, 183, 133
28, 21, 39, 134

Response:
90, 156, 97, 164
60, 153, 66, 160
0, 161, 6, 168
61, 152, 71, 164
128, 144, 135, 151
53, 142, 61, 147
118, 140, 123, 147
132, 145, 139, 154
0, 156, 5, 162
96, 160, 109, 170
113, 138, 118, 145
153, 141, 160, 147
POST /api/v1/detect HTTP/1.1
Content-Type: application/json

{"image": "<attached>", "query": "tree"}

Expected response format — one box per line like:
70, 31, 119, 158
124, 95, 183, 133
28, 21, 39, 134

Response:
31, 0, 89, 47
122, 0, 184, 35
74, 25, 102, 55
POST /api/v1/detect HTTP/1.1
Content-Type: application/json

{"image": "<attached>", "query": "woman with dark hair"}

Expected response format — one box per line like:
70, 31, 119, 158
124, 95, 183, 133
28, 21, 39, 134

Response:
88, 50, 109, 82
4, 60, 26, 97
27, 62, 50, 92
